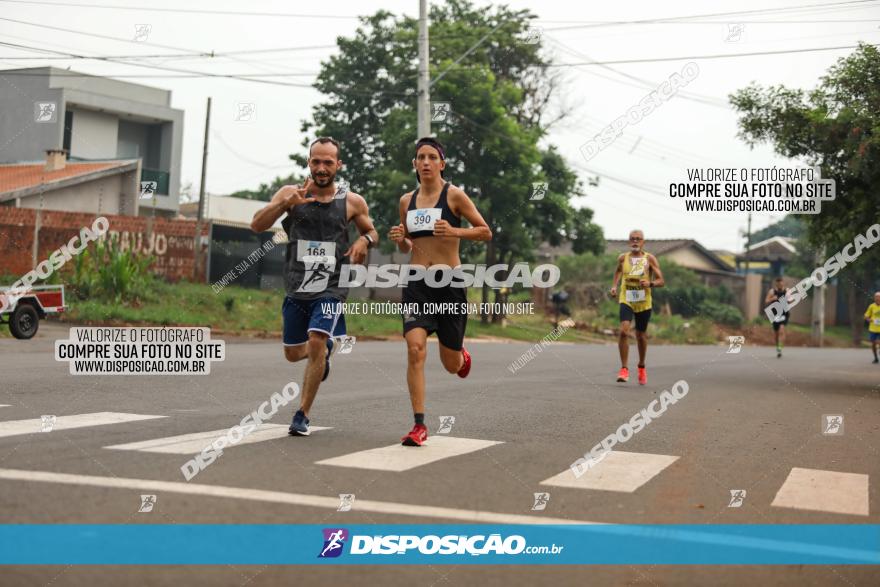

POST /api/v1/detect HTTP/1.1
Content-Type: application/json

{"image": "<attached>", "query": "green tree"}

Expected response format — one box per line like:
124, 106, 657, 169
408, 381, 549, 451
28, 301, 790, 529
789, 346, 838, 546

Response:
730, 43, 880, 343
294, 0, 602, 321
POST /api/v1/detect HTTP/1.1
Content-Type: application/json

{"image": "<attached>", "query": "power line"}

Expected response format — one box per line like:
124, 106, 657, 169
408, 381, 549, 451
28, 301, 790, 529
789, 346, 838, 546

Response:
442, 109, 679, 207
0, 16, 220, 55
595, 184, 735, 224
541, 0, 880, 31
548, 42, 878, 67
0, 40, 306, 86
211, 130, 294, 171
0, 13, 413, 96
543, 34, 730, 109
0, 38, 337, 60
7, 37, 870, 80
430, 20, 507, 88
2, 0, 876, 24
538, 18, 880, 24
561, 110, 725, 167
0, 40, 413, 96
0, 68, 319, 78
0, 16, 319, 81
583, 129, 727, 169
5, 7, 873, 78
0, 0, 362, 19
574, 164, 667, 195
0, 29, 336, 60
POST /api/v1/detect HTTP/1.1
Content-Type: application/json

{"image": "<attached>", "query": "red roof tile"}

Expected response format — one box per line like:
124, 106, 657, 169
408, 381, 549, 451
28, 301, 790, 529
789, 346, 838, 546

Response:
0, 161, 128, 194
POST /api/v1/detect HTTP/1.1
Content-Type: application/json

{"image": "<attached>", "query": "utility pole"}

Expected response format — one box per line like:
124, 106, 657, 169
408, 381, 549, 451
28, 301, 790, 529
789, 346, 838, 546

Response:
811, 247, 826, 346
744, 212, 752, 275
194, 96, 211, 281
417, 0, 431, 138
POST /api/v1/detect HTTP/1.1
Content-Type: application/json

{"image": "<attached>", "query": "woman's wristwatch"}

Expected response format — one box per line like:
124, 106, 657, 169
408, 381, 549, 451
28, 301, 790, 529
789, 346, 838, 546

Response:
362, 234, 375, 248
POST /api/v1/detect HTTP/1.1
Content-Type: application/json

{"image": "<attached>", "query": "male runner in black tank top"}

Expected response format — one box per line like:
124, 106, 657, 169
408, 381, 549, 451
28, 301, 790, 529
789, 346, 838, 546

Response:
388, 137, 492, 446
251, 137, 378, 436
764, 276, 790, 358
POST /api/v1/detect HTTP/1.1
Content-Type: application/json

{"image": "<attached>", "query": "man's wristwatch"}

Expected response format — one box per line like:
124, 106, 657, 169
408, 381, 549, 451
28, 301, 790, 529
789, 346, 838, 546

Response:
362, 234, 374, 248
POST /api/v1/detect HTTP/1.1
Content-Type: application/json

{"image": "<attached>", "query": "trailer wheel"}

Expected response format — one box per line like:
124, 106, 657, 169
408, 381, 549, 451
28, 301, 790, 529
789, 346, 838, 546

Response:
9, 303, 39, 340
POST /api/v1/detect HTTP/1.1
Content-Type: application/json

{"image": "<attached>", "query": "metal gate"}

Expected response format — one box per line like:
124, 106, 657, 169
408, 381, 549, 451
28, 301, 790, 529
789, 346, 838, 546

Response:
208, 224, 284, 290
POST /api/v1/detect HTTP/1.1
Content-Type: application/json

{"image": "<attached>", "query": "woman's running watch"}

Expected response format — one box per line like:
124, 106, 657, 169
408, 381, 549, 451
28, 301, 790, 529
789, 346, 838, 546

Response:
362, 234, 374, 248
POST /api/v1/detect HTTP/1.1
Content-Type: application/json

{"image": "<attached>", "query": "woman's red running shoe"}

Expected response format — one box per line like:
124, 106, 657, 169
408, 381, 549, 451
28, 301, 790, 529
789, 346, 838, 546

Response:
401, 423, 428, 446
457, 347, 472, 378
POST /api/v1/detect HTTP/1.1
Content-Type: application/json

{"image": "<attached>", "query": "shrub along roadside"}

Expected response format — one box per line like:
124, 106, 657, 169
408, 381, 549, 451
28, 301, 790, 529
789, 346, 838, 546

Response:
67, 236, 154, 304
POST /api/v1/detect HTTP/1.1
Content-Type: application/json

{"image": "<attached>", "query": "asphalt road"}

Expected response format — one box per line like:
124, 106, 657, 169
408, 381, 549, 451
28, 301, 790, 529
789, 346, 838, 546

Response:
1, 322, 878, 586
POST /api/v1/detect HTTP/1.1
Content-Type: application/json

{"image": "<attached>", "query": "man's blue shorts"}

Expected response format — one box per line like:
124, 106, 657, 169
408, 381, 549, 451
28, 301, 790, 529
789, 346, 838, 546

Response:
282, 296, 346, 346
870, 331, 880, 343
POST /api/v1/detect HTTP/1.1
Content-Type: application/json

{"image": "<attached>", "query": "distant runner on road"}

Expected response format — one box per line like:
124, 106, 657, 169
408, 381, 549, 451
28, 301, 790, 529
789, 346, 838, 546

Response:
864, 291, 880, 364
765, 277, 790, 358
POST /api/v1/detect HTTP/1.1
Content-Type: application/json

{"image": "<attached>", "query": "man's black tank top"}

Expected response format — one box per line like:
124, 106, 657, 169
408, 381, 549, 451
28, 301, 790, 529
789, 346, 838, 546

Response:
281, 184, 350, 301
406, 182, 461, 239
774, 287, 790, 314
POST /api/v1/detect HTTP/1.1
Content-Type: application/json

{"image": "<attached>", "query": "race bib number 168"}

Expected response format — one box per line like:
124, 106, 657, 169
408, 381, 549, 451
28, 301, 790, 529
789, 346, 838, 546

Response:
296, 240, 336, 261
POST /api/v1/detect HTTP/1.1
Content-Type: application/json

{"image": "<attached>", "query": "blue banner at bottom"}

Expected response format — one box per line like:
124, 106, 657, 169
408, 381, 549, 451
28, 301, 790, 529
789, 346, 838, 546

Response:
0, 525, 878, 565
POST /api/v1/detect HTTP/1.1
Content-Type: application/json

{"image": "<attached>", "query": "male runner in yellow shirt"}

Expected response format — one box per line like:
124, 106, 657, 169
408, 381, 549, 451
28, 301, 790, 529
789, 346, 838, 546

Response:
610, 230, 665, 385
864, 292, 880, 364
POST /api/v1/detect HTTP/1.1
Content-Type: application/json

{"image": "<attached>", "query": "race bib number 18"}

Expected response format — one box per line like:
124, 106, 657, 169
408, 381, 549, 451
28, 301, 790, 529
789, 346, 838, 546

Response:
296, 240, 336, 261
406, 208, 442, 233
625, 289, 646, 303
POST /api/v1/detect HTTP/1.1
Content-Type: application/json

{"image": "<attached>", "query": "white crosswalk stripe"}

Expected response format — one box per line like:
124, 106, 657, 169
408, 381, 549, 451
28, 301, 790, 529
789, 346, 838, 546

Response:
105, 424, 332, 454
2, 407, 868, 519
0, 468, 591, 525
0, 412, 165, 439
316, 436, 503, 472
771, 467, 869, 516
540, 451, 679, 493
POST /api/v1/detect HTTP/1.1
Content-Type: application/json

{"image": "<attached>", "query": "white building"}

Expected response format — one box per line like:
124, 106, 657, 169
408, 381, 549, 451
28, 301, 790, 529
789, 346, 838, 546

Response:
0, 67, 184, 217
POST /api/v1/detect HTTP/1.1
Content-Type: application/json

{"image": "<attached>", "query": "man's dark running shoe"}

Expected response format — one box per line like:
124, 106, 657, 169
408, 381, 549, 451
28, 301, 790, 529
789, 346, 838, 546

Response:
401, 423, 428, 446
322, 337, 334, 382
289, 410, 310, 436
457, 347, 471, 378
777, 348, 782, 358
873, 357, 878, 364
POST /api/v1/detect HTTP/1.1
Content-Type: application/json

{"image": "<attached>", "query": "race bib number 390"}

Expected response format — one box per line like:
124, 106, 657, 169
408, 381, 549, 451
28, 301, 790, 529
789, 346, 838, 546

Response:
406, 208, 442, 233
296, 240, 336, 261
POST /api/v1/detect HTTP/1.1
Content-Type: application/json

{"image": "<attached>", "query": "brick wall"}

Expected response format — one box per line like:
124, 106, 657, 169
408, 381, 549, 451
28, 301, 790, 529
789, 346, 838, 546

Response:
0, 208, 208, 281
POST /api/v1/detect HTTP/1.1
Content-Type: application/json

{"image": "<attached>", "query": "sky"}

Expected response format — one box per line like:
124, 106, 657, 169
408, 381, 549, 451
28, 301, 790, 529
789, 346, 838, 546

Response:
1, 0, 878, 251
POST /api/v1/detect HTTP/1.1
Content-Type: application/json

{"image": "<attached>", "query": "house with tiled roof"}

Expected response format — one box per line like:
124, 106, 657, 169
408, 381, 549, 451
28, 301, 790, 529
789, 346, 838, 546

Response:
0, 67, 183, 217
735, 236, 798, 275
0, 150, 141, 215
603, 238, 736, 275
536, 237, 736, 278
